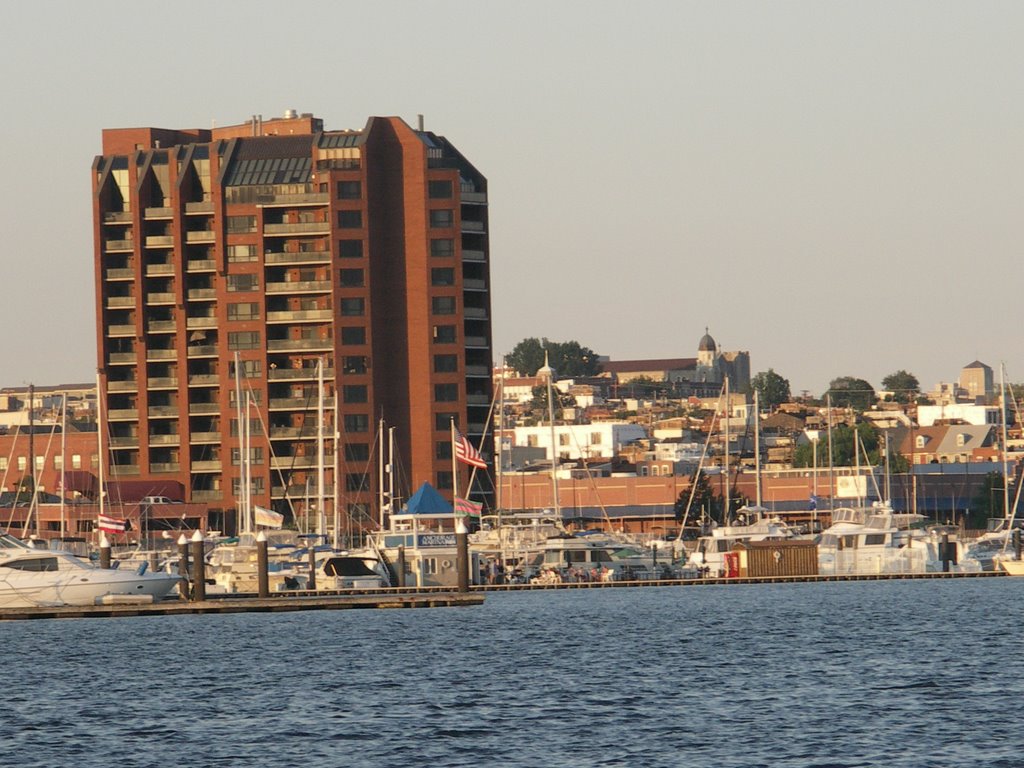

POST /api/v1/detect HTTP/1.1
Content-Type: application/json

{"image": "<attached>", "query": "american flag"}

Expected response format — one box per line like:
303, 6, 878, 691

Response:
453, 428, 487, 469
97, 514, 127, 534
454, 497, 483, 519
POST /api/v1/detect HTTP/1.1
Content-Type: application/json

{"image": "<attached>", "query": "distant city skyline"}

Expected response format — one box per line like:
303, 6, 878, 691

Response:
2, 1, 1022, 395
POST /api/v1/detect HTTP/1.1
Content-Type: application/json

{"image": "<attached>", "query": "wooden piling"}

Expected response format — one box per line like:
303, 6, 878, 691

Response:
190, 530, 206, 602
396, 546, 406, 588
257, 531, 269, 598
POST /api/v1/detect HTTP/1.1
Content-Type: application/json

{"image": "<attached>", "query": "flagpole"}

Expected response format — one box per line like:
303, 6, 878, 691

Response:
60, 393, 67, 540
317, 357, 326, 539
96, 370, 106, 548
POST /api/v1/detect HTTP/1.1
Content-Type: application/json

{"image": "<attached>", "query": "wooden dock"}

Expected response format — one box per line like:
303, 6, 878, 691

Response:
0, 591, 483, 621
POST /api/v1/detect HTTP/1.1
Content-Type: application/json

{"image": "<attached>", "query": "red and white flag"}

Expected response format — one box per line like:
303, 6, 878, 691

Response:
97, 514, 127, 534
453, 428, 487, 469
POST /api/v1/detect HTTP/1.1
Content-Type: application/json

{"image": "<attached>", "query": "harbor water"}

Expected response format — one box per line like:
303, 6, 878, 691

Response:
5, 579, 1024, 767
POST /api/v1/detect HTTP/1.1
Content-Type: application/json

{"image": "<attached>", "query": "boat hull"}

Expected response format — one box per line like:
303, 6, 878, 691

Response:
0, 570, 181, 608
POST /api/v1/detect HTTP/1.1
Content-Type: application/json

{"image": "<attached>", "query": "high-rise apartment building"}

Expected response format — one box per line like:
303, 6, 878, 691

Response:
93, 113, 493, 532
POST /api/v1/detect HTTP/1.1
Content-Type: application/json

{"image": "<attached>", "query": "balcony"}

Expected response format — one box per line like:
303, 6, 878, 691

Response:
186, 317, 217, 330
253, 192, 329, 206
145, 263, 175, 276
192, 489, 224, 502
149, 462, 181, 473
265, 280, 331, 294
464, 307, 488, 319
269, 426, 318, 439
105, 268, 135, 281
187, 374, 219, 387
147, 320, 177, 334
144, 207, 174, 220
465, 364, 490, 377
263, 222, 330, 235
107, 380, 138, 392
190, 431, 221, 443
107, 296, 135, 309
185, 201, 215, 215
105, 239, 134, 252
186, 345, 217, 358
148, 406, 179, 418
103, 211, 133, 223
186, 230, 216, 244
268, 396, 335, 410
186, 260, 216, 273
146, 292, 175, 305
108, 324, 136, 337
107, 408, 139, 421
147, 377, 178, 389
108, 352, 136, 365
109, 464, 141, 477
467, 394, 490, 406
271, 455, 319, 469
264, 251, 331, 265
268, 367, 334, 381
266, 338, 333, 352
108, 436, 139, 448
462, 249, 486, 262
461, 191, 487, 204
266, 309, 333, 323
145, 235, 175, 248
460, 221, 485, 233
146, 349, 178, 361
187, 288, 216, 300
463, 278, 487, 291
464, 336, 488, 348
188, 403, 220, 415
148, 434, 180, 446
191, 460, 222, 472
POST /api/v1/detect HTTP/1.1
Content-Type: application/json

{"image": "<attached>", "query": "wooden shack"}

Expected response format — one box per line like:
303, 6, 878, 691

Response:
733, 540, 819, 577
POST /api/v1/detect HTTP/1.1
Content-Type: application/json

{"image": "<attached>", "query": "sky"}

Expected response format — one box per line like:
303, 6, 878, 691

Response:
1, 1, 1021, 396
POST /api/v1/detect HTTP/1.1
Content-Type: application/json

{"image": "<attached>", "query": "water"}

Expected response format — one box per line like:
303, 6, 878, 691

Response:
4, 580, 1023, 767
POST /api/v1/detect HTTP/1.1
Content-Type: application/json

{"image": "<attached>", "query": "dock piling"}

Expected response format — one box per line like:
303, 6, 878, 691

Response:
190, 530, 205, 602
256, 531, 269, 598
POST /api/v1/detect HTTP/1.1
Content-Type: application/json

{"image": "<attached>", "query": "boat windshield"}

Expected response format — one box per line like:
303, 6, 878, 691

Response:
0, 532, 33, 550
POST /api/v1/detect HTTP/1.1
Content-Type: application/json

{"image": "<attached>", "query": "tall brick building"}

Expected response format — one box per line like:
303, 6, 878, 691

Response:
93, 112, 493, 533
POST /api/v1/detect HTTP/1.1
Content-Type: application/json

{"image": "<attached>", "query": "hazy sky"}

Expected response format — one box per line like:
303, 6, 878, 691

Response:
1, 1, 1021, 396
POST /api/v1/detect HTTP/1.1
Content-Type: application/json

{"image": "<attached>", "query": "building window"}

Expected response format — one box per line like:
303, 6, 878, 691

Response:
226, 273, 258, 292
430, 238, 454, 257
341, 326, 366, 345
343, 356, 367, 374
337, 181, 361, 200
338, 210, 362, 228
228, 331, 261, 350
433, 325, 456, 344
34, 456, 44, 471
340, 298, 365, 317
436, 413, 458, 431
432, 296, 456, 315
72, 454, 82, 469
436, 441, 453, 459
430, 209, 453, 228
231, 447, 264, 466
527, 435, 538, 447
591, 432, 602, 444
339, 240, 363, 258
428, 180, 453, 199
344, 414, 369, 433
343, 385, 368, 404
340, 268, 364, 287
344, 443, 370, 462
431, 267, 454, 286
231, 476, 265, 495
229, 359, 262, 378
227, 244, 258, 262
227, 302, 259, 321
434, 354, 458, 373
435, 383, 458, 402
0, 457, 6, 471
347, 473, 369, 492
226, 215, 257, 234
229, 418, 263, 437
558, 434, 570, 446
436, 471, 453, 490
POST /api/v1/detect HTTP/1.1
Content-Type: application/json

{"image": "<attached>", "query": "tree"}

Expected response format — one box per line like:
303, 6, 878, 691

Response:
674, 470, 718, 525
826, 376, 876, 411
970, 471, 1005, 529
506, 337, 600, 378
751, 369, 791, 411
881, 370, 920, 403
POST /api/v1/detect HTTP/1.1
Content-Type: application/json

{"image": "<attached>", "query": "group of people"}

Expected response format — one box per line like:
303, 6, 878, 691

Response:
530, 565, 614, 585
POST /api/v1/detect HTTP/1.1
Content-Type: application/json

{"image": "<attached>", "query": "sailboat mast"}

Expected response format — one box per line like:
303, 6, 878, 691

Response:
388, 427, 396, 519
826, 392, 835, 511
541, 353, 560, 519
724, 377, 730, 520
60, 393, 67, 539
317, 357, 326, 538
1000, 363, 1011, 521
754, 390, 762, 509
96, 372, 106, 526
378, 417, 386, 530
234, 352, 245, 535
332, 371, 340, 550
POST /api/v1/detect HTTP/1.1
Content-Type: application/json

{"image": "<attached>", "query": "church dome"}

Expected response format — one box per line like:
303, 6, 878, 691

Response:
698, 328, 717, 353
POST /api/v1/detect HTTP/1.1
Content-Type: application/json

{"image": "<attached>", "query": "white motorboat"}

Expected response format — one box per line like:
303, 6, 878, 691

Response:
817, 503, 978, 575
0, 532, 181, 608
686, 506, 802, 576
314, 551, 391, 589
